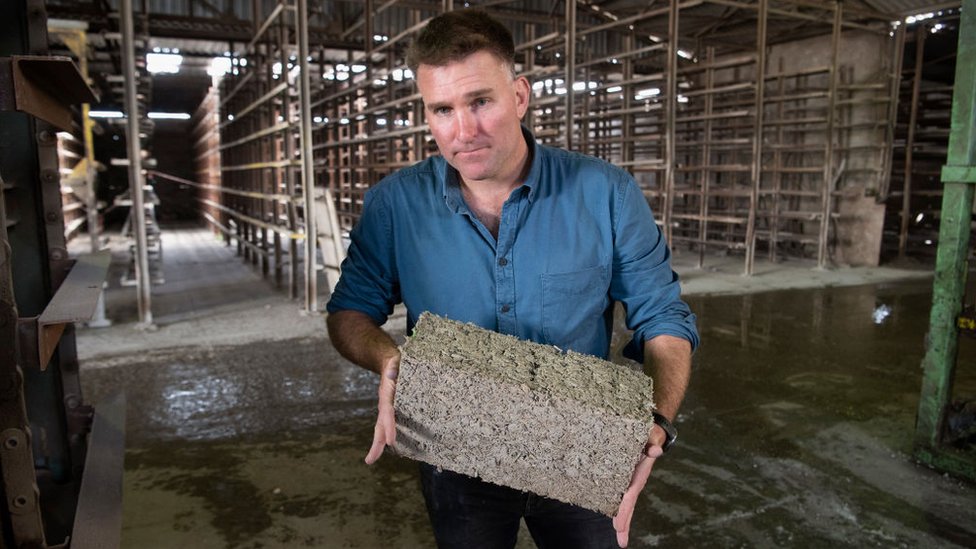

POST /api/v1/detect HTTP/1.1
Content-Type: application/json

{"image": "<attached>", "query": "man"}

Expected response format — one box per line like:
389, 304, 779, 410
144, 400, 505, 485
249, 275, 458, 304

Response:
326, 9, 698, 549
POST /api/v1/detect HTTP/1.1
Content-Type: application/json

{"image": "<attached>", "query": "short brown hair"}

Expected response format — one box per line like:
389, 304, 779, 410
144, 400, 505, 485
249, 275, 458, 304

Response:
405, 9, 516, 76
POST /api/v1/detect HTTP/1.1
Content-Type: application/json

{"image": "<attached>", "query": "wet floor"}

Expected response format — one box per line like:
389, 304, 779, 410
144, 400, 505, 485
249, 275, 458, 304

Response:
75, 228, 975, 548
78, 277, 976, 548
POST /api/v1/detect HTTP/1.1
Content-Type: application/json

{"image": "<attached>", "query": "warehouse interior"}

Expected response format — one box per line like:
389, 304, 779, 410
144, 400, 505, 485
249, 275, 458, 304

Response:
1, 0, 975, 547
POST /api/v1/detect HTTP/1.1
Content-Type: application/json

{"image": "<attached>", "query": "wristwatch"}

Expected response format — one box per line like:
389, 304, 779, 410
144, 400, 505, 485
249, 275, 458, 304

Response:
651, 412, 677, 454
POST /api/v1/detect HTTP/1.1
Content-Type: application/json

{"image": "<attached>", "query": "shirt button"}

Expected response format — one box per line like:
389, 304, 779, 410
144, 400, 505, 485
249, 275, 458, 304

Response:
501, 304, 510, 313
498, 257, 508, 266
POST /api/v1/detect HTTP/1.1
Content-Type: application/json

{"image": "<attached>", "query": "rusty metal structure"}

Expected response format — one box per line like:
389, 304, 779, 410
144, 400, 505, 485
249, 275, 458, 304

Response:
186, 0, 925, 294
38, 0, 966, 297
1, 1, 125, 547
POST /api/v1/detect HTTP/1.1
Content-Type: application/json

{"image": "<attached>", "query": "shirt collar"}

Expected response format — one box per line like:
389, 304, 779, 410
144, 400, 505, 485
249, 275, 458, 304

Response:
441, 125, 541, 212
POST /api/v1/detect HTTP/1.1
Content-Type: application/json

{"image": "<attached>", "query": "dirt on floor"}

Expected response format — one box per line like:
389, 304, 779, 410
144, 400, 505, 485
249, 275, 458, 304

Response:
75, 228, 975, 548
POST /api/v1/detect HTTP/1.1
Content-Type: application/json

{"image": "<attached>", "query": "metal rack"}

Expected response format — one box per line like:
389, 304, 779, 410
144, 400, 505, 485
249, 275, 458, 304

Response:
883, 11, 960, 260
187, 1, 941, 304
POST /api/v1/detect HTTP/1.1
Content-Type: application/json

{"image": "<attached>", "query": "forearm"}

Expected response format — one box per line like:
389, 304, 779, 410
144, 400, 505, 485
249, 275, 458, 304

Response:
642, 335, 692, 421
327, 309, 400, 375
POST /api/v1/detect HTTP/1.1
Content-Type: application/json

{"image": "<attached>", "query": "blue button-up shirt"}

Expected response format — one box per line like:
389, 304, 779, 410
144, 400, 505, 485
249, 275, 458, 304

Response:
326, 128, 699, 363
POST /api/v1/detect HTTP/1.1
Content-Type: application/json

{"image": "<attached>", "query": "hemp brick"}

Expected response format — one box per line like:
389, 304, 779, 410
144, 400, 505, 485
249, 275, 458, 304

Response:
393, 312, 655, 516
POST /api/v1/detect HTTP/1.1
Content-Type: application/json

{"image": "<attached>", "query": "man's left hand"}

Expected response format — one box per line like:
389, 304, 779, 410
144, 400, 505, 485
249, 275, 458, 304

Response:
612, 428, 666, 548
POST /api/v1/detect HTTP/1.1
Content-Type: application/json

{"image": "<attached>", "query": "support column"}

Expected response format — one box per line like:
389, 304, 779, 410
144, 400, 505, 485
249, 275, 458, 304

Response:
565, 0, 576, 151
914, 0, 976, 479
663, 0, 678, 245
877, 24, 906, 202
899, 24, 926, 259
121, 0, 152, 325
297, 0, 317, 312
817, 2, 842, 269
744, 0, 767, 275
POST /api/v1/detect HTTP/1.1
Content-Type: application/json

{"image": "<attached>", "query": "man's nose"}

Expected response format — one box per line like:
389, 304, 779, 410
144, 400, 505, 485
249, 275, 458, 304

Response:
456, 110, 477, 141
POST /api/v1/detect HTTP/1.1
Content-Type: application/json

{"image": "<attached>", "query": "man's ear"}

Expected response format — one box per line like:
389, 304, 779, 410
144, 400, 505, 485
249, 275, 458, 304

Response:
514, 76, 531, 119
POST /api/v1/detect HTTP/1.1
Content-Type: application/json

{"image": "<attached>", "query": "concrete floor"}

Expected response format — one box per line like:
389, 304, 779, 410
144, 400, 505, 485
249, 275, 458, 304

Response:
75, 227, 976, 548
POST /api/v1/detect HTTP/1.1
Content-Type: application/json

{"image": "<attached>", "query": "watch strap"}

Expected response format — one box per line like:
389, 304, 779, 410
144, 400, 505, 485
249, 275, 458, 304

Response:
651, 411, 677, 454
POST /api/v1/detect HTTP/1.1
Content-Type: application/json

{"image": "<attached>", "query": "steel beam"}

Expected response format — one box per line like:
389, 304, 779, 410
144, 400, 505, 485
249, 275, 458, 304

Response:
817, 2, 841, 269
744, 0, 767, 275
899, 24, 926, 259
914, 0, 976, 480
663, 0, 679, 246
565, 0, 576, 151
69, 392, 125, 549
121, 0, 152, 326
298, 0, 318, 312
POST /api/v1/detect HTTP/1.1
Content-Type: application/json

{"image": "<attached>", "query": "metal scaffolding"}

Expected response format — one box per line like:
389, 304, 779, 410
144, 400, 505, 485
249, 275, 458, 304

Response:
882, 10, 960, 261
193, 0, 947, 299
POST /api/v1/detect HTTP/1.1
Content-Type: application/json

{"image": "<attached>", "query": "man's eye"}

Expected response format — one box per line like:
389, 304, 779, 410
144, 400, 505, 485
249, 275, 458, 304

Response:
474, 98, 489, 107
434, 107, 452, 116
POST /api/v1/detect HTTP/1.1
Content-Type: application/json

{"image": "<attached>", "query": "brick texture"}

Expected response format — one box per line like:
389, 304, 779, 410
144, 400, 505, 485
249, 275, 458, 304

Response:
393, 312, 655, 516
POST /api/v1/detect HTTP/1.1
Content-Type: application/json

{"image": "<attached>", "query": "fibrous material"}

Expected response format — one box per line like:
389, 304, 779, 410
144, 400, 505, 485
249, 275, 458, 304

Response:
393, 312, 655, 516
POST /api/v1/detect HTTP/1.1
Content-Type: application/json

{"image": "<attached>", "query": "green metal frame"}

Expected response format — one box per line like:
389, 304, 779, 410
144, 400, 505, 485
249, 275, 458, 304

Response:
914, 0, 976, 480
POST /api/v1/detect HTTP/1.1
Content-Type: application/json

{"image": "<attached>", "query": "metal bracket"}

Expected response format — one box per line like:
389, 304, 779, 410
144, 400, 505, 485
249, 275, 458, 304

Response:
941, 165, 976, 184
0, 55, 97, 132
15, 251, 110, 371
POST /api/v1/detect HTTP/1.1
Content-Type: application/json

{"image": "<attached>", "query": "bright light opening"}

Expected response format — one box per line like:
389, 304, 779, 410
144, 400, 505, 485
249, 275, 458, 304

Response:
208, 56, 232, 77
89, 110, 125, 118
906, 12, 934, 24
146, 53, 182, 74
148, 112, 191, 120
635, 87, 661, 100
606, 86, 623, 93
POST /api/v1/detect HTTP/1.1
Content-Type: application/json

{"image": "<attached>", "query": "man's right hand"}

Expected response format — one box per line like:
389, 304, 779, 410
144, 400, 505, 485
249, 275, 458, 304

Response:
326, 310, 403, 465
365, 353, 400, 464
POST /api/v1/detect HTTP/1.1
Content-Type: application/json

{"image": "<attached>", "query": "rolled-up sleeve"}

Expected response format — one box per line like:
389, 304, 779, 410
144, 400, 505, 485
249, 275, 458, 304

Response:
609, 178, 699, 363
325, 184, 401, 325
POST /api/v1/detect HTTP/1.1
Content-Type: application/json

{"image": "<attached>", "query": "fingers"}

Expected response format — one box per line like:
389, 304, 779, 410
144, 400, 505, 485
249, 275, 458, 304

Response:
644, 444, 664, 459
613, 499, 634, 547
365, 421, 386, 464
613, 449, 660, 548
379, 365, 398, 446
365, 358, 400, 465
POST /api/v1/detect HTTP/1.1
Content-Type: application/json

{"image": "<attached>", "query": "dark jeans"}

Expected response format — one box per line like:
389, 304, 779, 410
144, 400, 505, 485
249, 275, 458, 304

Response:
419, 463, 618, 549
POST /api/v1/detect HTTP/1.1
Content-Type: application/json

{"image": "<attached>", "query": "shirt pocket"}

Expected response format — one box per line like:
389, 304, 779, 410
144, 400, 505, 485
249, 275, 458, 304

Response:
541, 265, 611, 351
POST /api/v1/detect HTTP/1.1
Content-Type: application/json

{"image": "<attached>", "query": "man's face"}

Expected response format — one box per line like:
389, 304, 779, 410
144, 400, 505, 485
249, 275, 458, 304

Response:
416, 50, 530, 186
